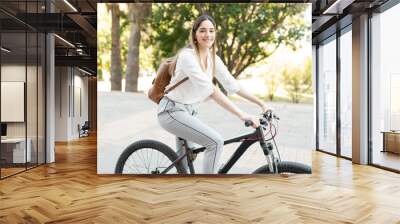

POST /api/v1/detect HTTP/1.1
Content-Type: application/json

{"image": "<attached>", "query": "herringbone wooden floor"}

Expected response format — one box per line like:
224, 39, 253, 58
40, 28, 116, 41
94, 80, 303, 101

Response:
1, 135, 400, 224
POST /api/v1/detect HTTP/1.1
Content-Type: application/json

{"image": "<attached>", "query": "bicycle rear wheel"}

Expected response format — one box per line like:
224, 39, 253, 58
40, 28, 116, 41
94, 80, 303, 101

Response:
252, 161, 312, 174
115, 140, 187, 174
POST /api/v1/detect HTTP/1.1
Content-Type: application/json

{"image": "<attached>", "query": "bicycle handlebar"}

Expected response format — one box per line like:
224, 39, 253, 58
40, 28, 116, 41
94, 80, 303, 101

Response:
263, 110, 280, 121
244, 120, 253, 127
244, 111, 279, 127
244, 118, 267, 127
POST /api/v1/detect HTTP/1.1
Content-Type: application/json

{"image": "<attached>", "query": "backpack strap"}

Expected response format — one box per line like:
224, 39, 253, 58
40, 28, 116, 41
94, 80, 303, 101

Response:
164, 77, 189, 94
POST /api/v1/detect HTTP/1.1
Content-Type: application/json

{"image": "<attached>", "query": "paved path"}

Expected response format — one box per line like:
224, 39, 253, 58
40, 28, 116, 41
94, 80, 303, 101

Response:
98, 92, 313, 174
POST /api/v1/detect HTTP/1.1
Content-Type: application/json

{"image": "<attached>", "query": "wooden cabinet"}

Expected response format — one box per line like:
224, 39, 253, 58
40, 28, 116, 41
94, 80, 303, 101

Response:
382, 131, 400, 154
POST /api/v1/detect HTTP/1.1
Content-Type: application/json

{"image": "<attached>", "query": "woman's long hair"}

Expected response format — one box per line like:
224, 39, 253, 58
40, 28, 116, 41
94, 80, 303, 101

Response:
189, 14, 217, 78
168, 14, 217, 77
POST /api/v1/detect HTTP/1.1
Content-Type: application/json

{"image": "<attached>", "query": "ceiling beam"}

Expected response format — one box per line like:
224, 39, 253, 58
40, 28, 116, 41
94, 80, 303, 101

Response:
322, 0, 355, 14
66, 13, 97, 45
55, 56, 96, 73
312, 15, 335, 33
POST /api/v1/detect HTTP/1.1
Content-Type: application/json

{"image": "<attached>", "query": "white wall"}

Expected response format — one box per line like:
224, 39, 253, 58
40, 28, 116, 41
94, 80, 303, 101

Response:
1, 65, 39, 138
1, 66, 26, 127
55, 66, 69, 141
73, 73, 89, 137
1, 82, 25, 122
55, 67, 89, 141
46, 4, 55, 163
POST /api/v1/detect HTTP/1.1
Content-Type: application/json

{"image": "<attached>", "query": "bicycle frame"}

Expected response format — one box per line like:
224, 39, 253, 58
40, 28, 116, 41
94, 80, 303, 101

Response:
161, 125, 271, 174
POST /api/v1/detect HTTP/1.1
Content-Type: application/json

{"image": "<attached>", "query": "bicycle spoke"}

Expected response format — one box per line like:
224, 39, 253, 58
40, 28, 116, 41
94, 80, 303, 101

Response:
127, 155, 145, 173
155, 148, 160, 171
145, 149, 152, 173
124, 149, 147, 173
126, 160, 142, 173
145, 148, 150, 172
160, 154, 172, 173
135, 148, 146, 167
124, 157, 141, 173
140, 148, 150, 172
121, 147, 179, 174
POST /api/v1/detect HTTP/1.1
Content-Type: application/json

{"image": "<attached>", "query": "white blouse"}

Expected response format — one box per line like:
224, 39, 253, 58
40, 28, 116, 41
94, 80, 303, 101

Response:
165, 48, 240, 104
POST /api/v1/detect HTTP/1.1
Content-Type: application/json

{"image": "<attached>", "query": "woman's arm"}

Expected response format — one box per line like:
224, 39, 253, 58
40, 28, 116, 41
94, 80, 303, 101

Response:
213, 55, 268, 112
236, 87, 269, 112
209, 86, 259, 128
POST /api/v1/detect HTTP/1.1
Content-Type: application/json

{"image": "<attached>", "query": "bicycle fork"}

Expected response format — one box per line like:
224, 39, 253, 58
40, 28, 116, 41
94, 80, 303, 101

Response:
258, 128, 278, 173
261, 142, 278, 173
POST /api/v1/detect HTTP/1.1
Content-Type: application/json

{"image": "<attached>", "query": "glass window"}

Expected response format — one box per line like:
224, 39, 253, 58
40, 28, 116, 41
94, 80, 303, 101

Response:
340, 28, 352, 158
318, 36, 337, 154
0, 1, 46, 179
371, 3, 400, 171
1, 31, 28, 178
27, 30, 38, 169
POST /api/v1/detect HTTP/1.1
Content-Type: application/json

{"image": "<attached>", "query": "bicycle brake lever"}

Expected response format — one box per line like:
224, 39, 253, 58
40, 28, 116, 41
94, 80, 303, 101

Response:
259, 118, 268, 126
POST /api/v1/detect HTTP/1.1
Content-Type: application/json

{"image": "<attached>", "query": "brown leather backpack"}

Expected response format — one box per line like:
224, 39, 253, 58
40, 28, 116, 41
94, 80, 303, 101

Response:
148, 58, 188, 104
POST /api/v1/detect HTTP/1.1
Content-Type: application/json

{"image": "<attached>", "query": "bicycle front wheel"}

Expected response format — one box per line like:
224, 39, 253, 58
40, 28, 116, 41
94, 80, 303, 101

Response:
115, 140, 187, 174
252, 161, 312, 174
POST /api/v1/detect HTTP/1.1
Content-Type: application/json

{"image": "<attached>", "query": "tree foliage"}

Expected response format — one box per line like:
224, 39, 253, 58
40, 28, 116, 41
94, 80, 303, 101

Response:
265, 73, 279, 101
98, 3, 114, 81
281, 57, 312, 103
147, 3, 308, 78
97, 32, 110, 81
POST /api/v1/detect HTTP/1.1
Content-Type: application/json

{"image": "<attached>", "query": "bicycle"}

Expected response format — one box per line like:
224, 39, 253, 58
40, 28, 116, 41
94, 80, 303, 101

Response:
114, 111, 312, 174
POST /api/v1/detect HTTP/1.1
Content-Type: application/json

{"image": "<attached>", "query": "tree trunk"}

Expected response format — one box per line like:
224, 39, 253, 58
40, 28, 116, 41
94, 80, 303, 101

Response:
125, 4, 140, 92
110, 4, 122, 91
125, 3, 151, 92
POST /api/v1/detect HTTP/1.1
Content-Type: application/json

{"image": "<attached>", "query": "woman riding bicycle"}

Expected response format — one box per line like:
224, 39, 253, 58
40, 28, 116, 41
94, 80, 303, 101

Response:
158, 14, 270, 174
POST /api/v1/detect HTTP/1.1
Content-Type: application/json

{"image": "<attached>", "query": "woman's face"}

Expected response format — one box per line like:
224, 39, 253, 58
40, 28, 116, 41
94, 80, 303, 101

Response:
195, 20, 215, 50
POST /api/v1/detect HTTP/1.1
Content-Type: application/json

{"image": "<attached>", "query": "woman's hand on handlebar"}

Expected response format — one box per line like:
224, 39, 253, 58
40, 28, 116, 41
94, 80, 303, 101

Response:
239, 113, 260, 128
261, 103, 273, 114
261, 104, 269, 113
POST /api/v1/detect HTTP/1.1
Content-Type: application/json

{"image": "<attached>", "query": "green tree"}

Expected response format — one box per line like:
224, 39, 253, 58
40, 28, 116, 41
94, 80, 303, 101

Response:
265, 73, 279, 101
281, 57, 312, 103
97, 56, 104, 81
97, 4, 112, 81
147, 3, 308, 78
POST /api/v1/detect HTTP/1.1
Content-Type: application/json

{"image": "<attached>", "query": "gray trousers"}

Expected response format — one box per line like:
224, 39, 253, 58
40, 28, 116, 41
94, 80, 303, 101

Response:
157, 97, 224, 174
